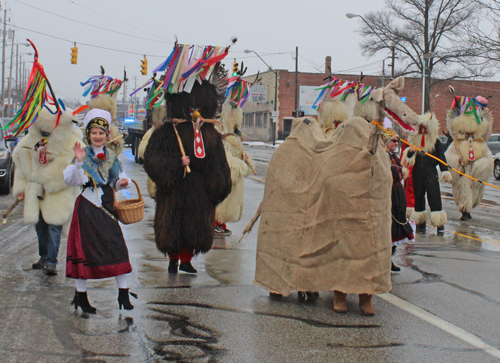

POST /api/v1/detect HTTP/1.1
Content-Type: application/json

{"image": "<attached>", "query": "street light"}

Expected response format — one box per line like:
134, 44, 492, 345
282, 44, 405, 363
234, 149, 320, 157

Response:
346, 13, 398, 78
244, 49, 278, 146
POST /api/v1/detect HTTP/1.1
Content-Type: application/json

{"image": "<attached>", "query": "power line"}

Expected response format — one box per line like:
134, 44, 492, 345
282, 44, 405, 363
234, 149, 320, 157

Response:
64, 0, 169, 42
14, 0, 173, 45
12, 24, 168, 57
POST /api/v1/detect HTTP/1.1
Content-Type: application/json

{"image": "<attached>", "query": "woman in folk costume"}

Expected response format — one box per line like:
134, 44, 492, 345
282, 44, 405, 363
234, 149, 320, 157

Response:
144, 80, 231, 274
64, 109, 136, 314
81, 73, 125, 156
382, 128, 414, 272
444, 95, 493, 221
401, 113, 452, 233
214, 74, 255, 236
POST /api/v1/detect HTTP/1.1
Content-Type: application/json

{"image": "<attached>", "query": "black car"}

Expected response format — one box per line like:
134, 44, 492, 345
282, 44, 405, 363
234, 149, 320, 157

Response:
0, 122, 14, 194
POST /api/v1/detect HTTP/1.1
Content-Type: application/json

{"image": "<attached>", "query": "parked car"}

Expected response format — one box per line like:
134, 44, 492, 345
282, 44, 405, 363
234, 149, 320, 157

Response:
493, 152, 500, 180
0, 121, 14, 194
487, 134, 500, 155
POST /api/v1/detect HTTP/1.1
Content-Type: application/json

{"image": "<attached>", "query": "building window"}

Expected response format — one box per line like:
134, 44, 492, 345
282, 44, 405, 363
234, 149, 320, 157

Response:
244, 113, 254, 127
255, 112, 263, 128
263, 112, 268, 128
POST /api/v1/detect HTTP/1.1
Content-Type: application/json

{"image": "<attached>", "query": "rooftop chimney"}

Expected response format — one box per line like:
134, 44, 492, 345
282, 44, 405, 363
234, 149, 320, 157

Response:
325, 56, 332, 74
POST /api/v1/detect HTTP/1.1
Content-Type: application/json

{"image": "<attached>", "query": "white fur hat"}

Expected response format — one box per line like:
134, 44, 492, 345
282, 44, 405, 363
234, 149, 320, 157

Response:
83, 108, 112, 133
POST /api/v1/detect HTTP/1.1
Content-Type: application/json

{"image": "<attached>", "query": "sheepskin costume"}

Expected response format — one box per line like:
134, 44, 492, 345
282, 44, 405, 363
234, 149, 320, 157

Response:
143, 80, 231, 255
444, 96, 493, 220
318, 97, 350, 138
214, 101, 254, 225
353, 85, 377, 122
12, 107, 84, 235
401, 113, 452, 230
88, 94, 124, 156
138, 105, 167, 199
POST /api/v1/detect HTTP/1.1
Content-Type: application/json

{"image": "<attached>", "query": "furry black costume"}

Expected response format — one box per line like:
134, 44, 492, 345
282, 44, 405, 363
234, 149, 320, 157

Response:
143, 80, 231, 255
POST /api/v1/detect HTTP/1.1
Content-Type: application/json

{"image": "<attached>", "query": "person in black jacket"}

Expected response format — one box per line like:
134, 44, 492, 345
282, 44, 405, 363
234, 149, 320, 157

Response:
402, 113, 452, 233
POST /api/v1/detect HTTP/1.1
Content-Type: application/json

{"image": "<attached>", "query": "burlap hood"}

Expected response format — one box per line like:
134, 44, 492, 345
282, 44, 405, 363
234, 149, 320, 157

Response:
254, 117, 392, 295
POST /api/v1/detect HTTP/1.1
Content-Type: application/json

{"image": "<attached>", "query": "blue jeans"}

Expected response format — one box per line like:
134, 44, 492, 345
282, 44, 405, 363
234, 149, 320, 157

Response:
35, 212, 62, 266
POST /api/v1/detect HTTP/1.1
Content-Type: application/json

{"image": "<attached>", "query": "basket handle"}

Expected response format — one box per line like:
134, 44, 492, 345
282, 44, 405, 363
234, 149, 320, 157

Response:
113, 178, 143, 205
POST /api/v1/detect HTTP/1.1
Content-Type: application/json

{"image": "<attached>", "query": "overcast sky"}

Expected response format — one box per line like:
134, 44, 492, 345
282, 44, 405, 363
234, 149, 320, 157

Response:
2, 0, 387, 104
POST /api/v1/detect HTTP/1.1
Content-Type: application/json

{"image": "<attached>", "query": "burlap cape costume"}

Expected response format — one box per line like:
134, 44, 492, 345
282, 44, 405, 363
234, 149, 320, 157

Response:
254, 117, 392, 296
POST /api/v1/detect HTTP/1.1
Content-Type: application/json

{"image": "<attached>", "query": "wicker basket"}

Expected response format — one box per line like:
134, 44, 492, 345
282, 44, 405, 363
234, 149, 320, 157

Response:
114, 179, 145, 224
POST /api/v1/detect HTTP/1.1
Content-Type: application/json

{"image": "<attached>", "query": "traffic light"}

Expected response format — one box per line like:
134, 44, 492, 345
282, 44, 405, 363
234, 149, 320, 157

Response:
141, 56, 148, 75
232, 61, 239, 77
70, 43, 78, 65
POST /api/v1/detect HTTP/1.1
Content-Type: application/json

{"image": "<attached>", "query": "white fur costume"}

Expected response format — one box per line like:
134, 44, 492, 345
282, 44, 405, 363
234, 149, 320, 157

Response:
318, 93, 355, 138
402, 113, 452, 228
215, 101, 253, 224
13, 108, 84, 234
444, 102, 493, 216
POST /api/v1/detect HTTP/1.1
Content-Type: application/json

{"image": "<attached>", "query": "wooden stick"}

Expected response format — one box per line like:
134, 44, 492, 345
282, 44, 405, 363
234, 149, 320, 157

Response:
107, 134, 124, 144
242, 151, 257, 175
172, 124, 191, 174
238, 202, 262, 243
2, 198, 22, 224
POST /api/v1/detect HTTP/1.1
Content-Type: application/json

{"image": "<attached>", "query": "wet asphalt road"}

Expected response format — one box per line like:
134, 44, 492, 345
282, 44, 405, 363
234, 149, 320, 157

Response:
0, 146, 500, 362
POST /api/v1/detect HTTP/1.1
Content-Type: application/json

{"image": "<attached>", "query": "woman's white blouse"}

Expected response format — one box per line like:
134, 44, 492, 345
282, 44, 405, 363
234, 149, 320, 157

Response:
64, 146, 131, 207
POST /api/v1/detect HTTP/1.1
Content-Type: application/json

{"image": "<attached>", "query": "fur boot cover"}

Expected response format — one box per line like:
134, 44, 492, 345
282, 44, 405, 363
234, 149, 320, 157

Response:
12, 107, 84, 233
412, 210, 428, 226
215, 101, 253, 224
445, 98, 493, 214
430, 210, 447, 228
143, 80, 231, 255
88, 94, 124, 156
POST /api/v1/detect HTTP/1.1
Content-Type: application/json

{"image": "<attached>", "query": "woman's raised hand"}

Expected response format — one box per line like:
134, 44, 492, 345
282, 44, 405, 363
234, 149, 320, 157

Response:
73, 142, 85, 163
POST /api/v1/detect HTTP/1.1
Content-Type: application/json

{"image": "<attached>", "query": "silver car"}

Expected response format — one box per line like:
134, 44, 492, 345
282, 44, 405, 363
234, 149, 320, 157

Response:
487, 134, 500, 155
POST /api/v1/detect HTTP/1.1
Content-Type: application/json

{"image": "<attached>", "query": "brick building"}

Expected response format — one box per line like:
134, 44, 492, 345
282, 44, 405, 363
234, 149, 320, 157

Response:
241, 57, 500, 141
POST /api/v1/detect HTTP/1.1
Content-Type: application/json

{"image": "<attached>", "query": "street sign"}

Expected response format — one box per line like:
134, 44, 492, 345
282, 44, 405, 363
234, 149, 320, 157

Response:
273, 116, 277, 123
272, 111, 279, 117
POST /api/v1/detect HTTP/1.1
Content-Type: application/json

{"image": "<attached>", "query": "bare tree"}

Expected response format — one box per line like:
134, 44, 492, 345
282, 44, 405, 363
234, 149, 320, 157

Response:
357, 0, 488, 112
467, 1, 500, 62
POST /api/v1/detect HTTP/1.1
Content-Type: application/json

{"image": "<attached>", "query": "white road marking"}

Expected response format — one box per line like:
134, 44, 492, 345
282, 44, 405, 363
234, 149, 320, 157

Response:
379, 293, 500, 359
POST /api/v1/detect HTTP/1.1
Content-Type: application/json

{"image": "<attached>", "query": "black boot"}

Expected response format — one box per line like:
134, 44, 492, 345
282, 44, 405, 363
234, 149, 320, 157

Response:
391, 261, 401, 272
71, 290, 97, 314
416, 223, 426, 233
179, 261, 197, 274
168, 259, 178, 274
437, 225, 445, 234
391, 246, 401, 272
118, 288, 137, 310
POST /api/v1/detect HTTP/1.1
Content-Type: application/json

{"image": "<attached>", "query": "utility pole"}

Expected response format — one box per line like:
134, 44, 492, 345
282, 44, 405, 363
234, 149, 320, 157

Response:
294, 46, 298, 111
391, 46, 396, 78
1, 8, 7, 116
382, 59, 385, 87
15, 43, 18, 108
7, 28, 13, 116
122, 68, 127, 119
